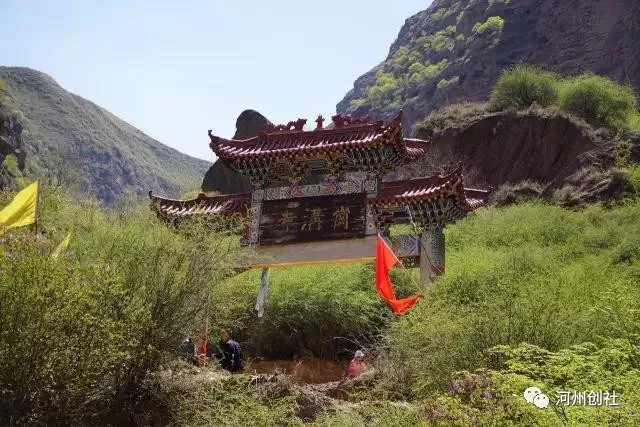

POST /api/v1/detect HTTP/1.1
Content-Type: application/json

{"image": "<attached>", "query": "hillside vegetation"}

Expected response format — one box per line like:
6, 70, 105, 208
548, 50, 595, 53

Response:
0, 67, 209, 205
3, 184, 640, 424
337, 0, 640, 130
3, 62, 640, 425
489, 64, 640, 132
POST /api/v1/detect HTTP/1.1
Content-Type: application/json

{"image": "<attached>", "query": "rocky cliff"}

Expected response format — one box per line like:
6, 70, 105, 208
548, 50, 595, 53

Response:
201, 109, 271, 194
337, 0, 640, 130
402, 104, 637, 205
0, 91, 26, 189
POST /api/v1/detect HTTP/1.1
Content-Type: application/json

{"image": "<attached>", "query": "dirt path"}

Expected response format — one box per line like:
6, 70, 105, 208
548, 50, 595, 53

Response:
247, 359, 346, 384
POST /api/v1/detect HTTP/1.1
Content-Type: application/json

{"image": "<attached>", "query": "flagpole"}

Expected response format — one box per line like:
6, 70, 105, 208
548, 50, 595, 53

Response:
34, 180, 40, 235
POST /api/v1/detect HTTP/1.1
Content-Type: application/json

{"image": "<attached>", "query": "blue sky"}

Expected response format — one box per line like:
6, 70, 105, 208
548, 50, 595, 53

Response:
2, 1, 431, 161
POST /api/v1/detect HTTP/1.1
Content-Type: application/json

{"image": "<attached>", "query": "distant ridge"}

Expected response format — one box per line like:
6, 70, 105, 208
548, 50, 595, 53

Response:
0, 66, 210, 204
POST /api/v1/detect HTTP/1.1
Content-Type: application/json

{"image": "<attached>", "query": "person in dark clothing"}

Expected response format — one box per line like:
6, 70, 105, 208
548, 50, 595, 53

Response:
180, 337, 196, 365
218, 329, 244, 372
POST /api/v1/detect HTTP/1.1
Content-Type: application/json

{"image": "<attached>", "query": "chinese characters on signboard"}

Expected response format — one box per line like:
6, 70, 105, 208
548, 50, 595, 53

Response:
258, 193, 367, 245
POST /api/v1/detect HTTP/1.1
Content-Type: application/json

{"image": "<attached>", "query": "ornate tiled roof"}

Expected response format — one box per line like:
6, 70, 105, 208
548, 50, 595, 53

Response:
371, 164, 491, 212
208, 111, 428, 161
148, 191, 250, 219
149, 167, 491, 222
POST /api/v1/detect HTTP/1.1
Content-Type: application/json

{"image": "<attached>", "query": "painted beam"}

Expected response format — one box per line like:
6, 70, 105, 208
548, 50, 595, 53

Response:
248, 234, 419, 268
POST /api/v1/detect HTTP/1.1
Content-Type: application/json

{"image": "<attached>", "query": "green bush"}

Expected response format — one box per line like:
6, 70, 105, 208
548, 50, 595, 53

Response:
210, 261, 415, 359
431, 8, 447, 21
628, 111, 640, 130
379, 201, 640, 396
472, 16, 504, 34
490, 64, 559, 109
559, 74, 639, 131
367, 71, 402, 110
625, 165, 640, 193
1, 154, 21, 177
0, 190, 245, 424
408, 59, 449, 84
437, 76, 460, 89
419, 26, 457, 52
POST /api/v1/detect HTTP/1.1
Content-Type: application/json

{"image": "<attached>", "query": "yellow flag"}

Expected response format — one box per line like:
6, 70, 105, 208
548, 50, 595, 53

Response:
0, 180, 39, 235
51, 231, 72, 259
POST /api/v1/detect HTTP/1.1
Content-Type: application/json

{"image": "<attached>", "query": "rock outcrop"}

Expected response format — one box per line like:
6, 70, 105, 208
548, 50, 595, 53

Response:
0, 89, 26, 189
337, 0, 640, 132
201, 109, 271, 194
407, 108, 634, 204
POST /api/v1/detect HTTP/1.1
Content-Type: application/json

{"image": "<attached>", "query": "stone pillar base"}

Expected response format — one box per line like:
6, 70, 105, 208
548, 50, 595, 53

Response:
419, 224, 445, 289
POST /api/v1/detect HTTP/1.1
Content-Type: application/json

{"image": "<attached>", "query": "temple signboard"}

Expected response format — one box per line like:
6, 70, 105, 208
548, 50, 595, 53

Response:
150, 111, 492, 285
258, 193, 367, 245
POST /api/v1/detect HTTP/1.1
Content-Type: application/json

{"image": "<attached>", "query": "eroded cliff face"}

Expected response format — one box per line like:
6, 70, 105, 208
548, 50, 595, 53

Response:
405, 108, 635, 205
337, 0, 640, 131
201, 110, 271, 194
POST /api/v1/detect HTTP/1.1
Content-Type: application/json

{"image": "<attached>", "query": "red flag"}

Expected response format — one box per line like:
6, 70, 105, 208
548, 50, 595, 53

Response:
375, 234, 421, 315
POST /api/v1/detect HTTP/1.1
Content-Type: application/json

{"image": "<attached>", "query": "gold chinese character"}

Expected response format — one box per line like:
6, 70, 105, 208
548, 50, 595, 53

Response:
301, 207, 323, 231
332, 206, 350, 230
280, 210, 295, 232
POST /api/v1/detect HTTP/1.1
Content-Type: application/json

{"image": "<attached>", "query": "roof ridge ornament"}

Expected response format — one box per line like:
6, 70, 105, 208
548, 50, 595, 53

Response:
263, 118, 307, 133
331, 114, 373, 128
389, 110, 403, 127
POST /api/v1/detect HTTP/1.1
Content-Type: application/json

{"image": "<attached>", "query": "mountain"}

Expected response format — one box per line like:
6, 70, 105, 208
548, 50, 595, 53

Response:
0, 67, 210, 204
337, 0, 640, 129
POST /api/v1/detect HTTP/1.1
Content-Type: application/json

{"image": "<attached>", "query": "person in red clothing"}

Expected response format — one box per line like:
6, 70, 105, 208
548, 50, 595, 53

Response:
346, 350, 367, 378
195, 328, 208, 366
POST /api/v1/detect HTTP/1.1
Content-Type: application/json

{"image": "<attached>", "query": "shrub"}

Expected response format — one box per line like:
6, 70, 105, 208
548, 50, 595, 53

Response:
378, 201, 640, 396
437, 76, 460, 89
416, 102, 490, 134
472, 16, 504, 34
491, 181, 543, 206
210, 262, 401, 359
558, 74, 639, 131
625, 165, 640, 194
390, 47, 421, 71
628, 111, 640, 130
0, 191, 245, 424
431, 8, 447, 21
408, 59, 449, 84
367, 71, 401, 108
421, 26, 457, 52
490, 64, 559, 109
1, 154, 21, 177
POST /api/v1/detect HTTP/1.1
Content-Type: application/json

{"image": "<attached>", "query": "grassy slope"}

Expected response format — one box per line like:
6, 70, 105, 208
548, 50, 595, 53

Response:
4, 183, 640, 424
0, 67, 209, 204
205, 200, 640, 425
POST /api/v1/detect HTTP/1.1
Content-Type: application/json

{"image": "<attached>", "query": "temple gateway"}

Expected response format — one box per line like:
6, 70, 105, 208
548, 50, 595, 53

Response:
149, 111, 491, 287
